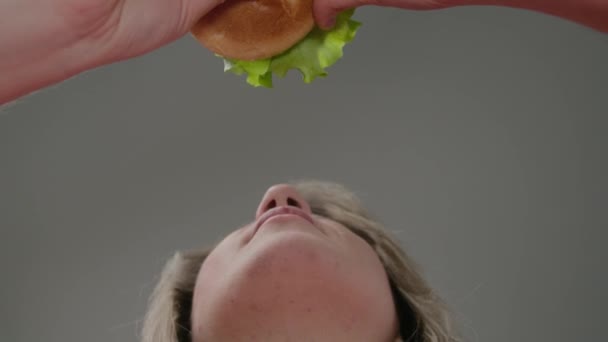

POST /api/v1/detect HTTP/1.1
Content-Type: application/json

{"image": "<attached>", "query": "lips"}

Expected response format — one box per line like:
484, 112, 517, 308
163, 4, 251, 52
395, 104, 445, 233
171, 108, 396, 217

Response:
254, 206, 315, 234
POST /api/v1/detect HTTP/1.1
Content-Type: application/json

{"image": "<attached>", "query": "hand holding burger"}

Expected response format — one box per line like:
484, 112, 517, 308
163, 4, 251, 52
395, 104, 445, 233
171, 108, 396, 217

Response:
191, 0, 361, 87
1, 0, 607, 103
189, 0, 608, 87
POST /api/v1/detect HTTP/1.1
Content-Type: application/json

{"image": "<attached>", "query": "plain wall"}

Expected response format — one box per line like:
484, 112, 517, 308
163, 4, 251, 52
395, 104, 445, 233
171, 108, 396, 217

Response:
1, 5, 607, 342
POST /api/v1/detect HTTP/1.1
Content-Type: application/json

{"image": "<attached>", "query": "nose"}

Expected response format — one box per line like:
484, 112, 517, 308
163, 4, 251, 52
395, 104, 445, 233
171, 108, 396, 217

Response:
255, 184, 312, 220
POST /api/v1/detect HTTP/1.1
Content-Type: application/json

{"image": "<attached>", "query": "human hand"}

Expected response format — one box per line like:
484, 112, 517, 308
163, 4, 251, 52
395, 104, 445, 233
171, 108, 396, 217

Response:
314, 0, 457, 29
57, 0, 225, 64
0, 0, 223, 103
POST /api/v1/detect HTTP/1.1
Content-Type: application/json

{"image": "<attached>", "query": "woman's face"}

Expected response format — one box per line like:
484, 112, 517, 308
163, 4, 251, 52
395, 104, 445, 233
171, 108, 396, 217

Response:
191, 184, 399, 341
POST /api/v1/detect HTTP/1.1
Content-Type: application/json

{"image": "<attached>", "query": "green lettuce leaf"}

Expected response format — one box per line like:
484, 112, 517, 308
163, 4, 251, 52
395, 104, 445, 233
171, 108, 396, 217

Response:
222, 10, 361, 88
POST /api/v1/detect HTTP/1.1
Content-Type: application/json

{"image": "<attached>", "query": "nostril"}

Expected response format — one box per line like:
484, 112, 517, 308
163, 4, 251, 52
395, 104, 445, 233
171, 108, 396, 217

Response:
257, 185, 311, 219
286, 197, 301, 208
266, 199, 277, 211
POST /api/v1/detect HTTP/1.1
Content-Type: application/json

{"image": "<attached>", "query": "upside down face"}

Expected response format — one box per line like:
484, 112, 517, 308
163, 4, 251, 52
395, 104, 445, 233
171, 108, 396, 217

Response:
191, 184, 399, 342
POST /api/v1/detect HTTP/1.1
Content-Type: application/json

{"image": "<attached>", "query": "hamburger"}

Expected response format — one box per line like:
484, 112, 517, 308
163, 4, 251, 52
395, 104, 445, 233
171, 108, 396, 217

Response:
191, 0, 361, 87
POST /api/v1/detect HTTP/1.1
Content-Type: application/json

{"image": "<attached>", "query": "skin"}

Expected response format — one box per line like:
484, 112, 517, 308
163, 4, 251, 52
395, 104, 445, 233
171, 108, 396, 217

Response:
191, 184, 399, 341
1, 0, 607, 104
0, 0, 223, 104
314, 0, 608, 30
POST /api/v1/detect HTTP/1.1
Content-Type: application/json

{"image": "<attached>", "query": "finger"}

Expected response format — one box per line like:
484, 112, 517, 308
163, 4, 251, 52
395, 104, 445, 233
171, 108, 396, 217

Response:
313, 0, 357, 30
182, 0, 226, 30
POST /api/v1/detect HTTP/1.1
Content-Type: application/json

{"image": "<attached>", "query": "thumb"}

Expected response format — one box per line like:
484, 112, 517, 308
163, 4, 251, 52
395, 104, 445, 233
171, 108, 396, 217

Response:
313, 0, 354, 30
184, 0, 226, 30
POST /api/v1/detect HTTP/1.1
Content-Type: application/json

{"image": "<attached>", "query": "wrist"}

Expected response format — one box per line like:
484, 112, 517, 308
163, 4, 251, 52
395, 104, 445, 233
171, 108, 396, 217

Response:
0, 1, 106, 104
0, 42, 101, 104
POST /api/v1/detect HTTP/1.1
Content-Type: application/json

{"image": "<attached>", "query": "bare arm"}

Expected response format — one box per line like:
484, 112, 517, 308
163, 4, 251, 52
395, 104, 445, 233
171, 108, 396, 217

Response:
468, 0, 608, 33
2, 0, 606, 105
0, 0, 221, 105
314, 0, 608, 32
0, 1, 90, 104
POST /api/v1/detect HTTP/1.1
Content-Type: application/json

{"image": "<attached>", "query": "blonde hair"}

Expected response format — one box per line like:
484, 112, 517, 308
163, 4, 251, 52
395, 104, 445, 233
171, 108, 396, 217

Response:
141, 180, 460, 342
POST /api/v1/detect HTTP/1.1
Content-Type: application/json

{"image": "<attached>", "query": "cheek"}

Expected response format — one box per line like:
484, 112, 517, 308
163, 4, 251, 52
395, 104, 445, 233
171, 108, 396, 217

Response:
190, 232, 243, 323
341, 235, 399, 324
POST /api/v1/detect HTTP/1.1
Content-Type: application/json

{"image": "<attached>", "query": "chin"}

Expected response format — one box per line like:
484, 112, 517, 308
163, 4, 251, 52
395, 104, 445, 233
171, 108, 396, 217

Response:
192, 222, 397, 341
241, 227, 339, 281
200, 232, 353, 326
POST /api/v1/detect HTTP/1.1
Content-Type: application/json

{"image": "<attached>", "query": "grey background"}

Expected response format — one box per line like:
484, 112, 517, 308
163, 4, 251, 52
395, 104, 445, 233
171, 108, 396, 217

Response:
1, 5, 607, 342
